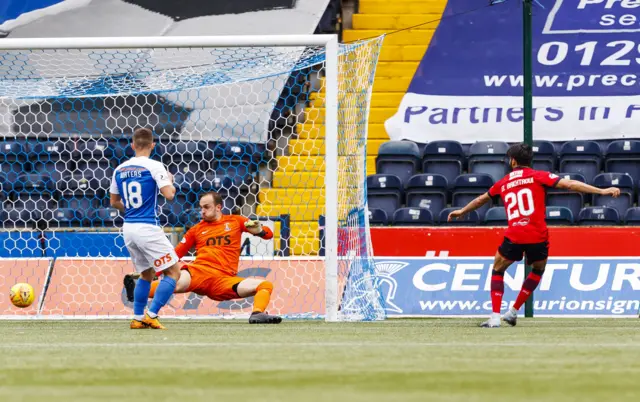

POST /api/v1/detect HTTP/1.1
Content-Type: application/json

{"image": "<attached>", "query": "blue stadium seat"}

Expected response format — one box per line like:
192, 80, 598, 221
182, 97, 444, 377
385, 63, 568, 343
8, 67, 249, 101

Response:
0, 141, 29, 163
546, 206, 574, 225
32, 160, 69, 182
559, 140, 601, 183
547, 173, 586, 219
12, 192, 57, 212
58, 190, 100, 212
468, 141, 509, 183
51, 208, 85, 228
77, 139, 115, 159
0, 163, 25, 183
592, 173, 634, 217
392, 207, 434, 226
452, 174, 494, 219
180, 209, 202, 228
484, 207, 507, 226
60, 171, 104, 193
366, 174, 403, 218
605, 140, 640, 183
578, 207, 619, 226
367, 208, 388, 226
11, 173, 54, 193
75, 160, 113, 191
169, 141, 214, 162
405, 174, 448, 217
168, 161, 202, 181
421, 140, 464, 187
375, 141, 421, 185
439, 208, 480, 226
28, 140, 71, 162
532, 140, 556, 172
213, 142, 266, 162
89, 208, 123, 227
0, 204, 40, 229
624, 207, 640, 225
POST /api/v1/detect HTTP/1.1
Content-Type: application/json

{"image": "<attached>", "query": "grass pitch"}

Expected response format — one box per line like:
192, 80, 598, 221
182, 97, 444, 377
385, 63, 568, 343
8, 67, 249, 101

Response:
0, 319, 639, 402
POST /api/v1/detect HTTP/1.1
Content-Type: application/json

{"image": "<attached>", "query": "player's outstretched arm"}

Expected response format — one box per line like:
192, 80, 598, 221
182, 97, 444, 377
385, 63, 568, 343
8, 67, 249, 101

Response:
244, 219, 274, 239
556, 179, 621, 198
448, 193, 491, 221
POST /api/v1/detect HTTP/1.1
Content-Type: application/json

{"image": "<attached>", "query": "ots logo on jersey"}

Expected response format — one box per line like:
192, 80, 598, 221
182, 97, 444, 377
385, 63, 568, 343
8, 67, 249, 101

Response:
153, 253, 173, 267
206, 235, 231, 246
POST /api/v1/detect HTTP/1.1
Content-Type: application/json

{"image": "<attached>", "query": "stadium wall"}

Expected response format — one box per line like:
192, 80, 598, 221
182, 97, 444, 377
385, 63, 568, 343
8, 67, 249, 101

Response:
369, 227, 640, 317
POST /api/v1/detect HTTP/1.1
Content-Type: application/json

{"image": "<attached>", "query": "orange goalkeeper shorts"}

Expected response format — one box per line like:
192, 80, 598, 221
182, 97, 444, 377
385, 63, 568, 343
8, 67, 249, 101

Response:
182, 263, 244, 302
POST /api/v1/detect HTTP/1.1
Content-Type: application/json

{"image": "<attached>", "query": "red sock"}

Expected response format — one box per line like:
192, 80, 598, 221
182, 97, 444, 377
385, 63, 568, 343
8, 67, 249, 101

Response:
491, 270, 504, 314
513, 271, 542, 310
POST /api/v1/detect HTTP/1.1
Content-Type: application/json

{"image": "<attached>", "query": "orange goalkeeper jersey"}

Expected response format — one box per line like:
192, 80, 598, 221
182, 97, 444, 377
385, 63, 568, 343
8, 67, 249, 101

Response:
175, 215, 274, 276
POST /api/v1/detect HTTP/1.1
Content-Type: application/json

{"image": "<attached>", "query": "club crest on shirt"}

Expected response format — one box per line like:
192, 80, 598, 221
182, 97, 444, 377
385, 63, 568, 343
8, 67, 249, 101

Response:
225, 223, 231, 231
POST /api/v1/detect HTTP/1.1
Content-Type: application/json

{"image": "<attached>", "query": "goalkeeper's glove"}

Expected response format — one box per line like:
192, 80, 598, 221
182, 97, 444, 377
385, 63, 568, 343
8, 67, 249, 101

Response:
245, 220, 268, 237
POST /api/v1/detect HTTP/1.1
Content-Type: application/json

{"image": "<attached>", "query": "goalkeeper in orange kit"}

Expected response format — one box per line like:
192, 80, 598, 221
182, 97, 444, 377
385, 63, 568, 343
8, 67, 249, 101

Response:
124, 191, 282, 324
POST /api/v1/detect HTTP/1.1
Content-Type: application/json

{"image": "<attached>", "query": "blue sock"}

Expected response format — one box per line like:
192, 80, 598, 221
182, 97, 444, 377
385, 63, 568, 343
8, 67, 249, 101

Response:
133, 278, 151, 318
148, 276, 177, 316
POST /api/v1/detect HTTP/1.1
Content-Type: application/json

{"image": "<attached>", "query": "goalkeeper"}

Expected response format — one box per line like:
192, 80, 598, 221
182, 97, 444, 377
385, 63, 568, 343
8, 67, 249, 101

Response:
124, 191, 281, 324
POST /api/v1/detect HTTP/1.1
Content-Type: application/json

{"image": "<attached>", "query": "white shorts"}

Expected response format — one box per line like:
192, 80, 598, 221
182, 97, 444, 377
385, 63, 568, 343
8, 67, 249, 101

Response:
123, 223, 179, 273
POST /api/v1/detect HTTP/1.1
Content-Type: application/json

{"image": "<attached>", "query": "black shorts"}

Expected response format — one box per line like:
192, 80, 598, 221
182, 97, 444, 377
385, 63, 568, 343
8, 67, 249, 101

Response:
498, 237, 549, 265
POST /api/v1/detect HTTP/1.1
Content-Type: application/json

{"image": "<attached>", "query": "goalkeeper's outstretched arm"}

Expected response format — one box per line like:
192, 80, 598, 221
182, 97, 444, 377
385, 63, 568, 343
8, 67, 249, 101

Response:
243, 218, 274, 239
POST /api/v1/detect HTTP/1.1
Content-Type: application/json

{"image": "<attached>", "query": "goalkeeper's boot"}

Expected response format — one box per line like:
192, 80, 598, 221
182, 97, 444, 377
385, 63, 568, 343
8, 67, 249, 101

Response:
479, 314, 501, 328
142, 313, 167, 330
502, 308, 518, 327
249, 311, 282, 324
130, 319, 149, 329
123, 273, 140, 303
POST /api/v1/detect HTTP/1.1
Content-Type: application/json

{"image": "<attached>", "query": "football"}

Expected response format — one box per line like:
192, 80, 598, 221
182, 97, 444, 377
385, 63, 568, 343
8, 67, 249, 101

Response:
10, 283, 35, 308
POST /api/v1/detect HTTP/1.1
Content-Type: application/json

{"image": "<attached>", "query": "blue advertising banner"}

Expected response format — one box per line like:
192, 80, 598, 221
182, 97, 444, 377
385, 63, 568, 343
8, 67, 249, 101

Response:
374, 257, 640, 317
385, 0, 640, 143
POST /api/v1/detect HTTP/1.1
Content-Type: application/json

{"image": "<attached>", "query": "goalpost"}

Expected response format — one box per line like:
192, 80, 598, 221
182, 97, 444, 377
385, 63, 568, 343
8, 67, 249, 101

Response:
0, 35, 386, 321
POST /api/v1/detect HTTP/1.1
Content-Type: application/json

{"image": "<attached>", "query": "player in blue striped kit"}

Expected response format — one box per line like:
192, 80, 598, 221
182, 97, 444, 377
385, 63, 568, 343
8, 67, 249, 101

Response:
109, 128, 180, 330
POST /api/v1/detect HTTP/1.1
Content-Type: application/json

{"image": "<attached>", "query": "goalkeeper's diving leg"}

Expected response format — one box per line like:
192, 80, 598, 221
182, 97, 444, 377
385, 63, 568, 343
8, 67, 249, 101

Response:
124, 268, 282, 324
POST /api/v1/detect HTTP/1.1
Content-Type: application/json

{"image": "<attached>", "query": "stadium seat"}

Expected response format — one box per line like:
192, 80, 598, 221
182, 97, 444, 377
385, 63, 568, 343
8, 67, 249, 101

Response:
484, 207, 507, 226
59, 191, 100, 211
421, 140, 464, 187
605, 140, 640, 183
213, 142, 266, 162
77, 139, 115, 159
367, 208, 388, 226
11, 192, 57, 213
452, 174, 494, 220
375, 141, 421, 185
532, 140, 556, 172
546, 206, 574, 225
392, 207, 434, 226
75, 160, 113, 191
51, 208, 85, 228
168, 161, 202, 181
169, 141, 214, 162
592, 173, 634, 217
0, 205, 40, 229
578, 206, 620, 226
89, 208, 123, 227
0, 141, 29, 163
547, 173, 586, 219
366, 174, 403, 218
32, 160, 70, 182
0, 163, 25, 183
28, 140, 71, 162
624, 207, 640, 225
468, 141, 509, 183
439, 208, 480, 226
405, 174, 447, 217
11, 173, 53, 193
559, 140, 601, 183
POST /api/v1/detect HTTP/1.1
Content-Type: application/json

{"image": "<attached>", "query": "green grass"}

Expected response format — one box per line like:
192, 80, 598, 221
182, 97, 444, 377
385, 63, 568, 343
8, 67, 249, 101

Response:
0, 319, 639, 401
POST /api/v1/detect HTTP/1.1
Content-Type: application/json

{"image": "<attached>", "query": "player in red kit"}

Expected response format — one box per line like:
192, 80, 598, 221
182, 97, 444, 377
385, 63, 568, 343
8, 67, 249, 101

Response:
448, 143, 620, 328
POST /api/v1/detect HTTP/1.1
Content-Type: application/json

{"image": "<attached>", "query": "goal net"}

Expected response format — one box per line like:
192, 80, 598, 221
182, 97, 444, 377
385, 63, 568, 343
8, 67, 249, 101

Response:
0, 35, 386, 321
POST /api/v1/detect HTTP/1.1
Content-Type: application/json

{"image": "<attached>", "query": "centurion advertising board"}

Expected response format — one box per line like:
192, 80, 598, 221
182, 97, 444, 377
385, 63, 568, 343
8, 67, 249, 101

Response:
385, 0, 640, 143
370, 227, 640, 317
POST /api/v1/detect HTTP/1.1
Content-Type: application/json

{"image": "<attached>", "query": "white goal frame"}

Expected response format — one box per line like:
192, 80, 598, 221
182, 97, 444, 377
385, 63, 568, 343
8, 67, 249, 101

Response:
0, 35, 341, 322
